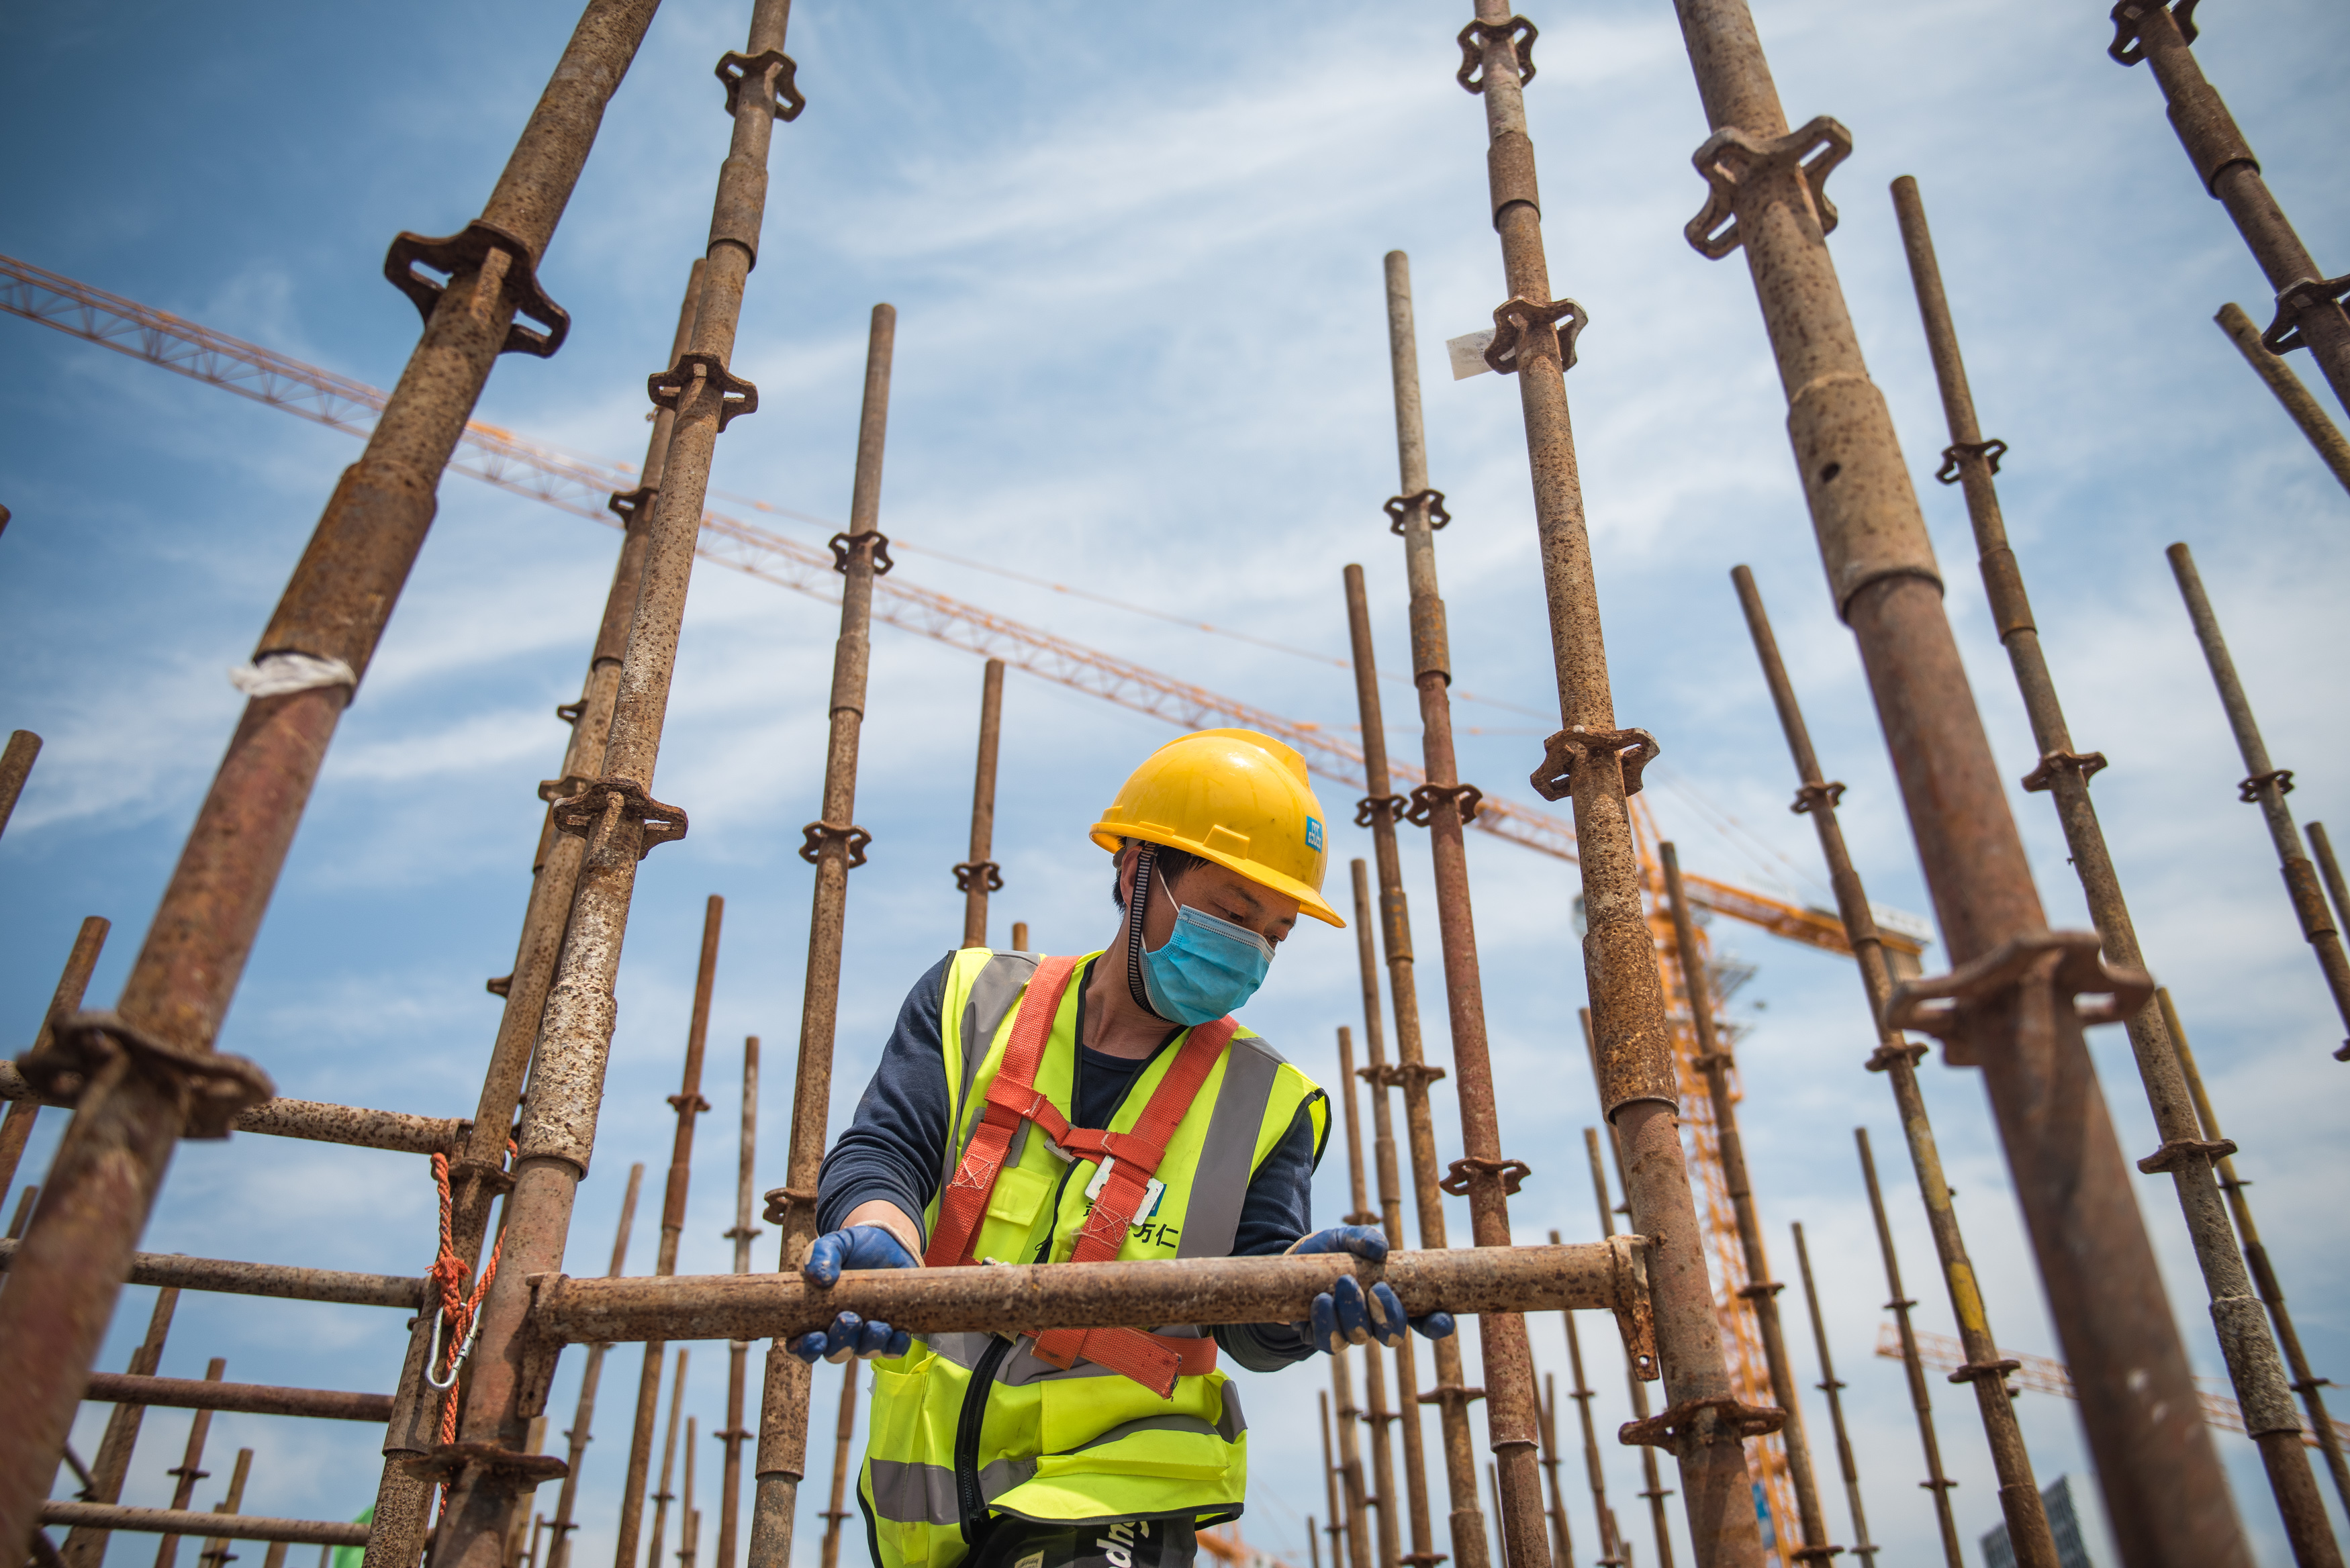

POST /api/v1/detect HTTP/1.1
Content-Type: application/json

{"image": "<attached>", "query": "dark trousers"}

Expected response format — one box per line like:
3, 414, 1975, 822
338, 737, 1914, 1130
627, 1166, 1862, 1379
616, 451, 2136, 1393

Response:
966, 1516, 1198, 1568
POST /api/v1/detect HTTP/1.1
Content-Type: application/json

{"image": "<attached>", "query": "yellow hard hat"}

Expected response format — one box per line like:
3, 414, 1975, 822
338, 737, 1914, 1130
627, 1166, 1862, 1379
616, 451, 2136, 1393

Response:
1090, 728, 1343, 928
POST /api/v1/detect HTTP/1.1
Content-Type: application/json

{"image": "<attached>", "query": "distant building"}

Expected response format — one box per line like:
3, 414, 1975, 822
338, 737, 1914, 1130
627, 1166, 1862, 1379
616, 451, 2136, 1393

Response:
1981, 1475, 2093, 1568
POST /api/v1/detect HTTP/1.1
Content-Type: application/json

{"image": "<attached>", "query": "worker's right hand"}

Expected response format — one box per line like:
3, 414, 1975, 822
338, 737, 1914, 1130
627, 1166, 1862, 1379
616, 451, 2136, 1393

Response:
790, 1224, 918, 1365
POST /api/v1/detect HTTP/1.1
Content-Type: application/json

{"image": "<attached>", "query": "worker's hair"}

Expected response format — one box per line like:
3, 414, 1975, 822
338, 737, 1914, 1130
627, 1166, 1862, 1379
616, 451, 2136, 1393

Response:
1113, 838, 1209, 910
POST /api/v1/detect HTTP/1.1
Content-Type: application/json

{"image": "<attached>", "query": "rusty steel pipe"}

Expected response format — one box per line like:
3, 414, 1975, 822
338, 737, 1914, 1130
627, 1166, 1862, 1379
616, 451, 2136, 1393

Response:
0, 918, 109, 1199
60, 1287, 178, 1568
648, 1353, 688, 1568
815, 1361, 857, 1568
0, 1240, 423, 1308
154, 1358, 226, 1568
614, 897, 725, 1568
1457, 7, 1767, 1546
1789, 1225, 1873, 1568
1323, 1395, 1350, 1568
1330, 1030, 1379, 1568
714, 1040, 761, 1568
1550, 1261, 1622, 1568
1854, 1132, 1966, 1568
1378, 239, 1540, 1568
83, 1375, 389, 1424
957, 659, 1006, 948
1666, 4, 2241, 1559
0, 729, 40, 841
2161, 989, 2350, 1514
2169, 540, 2350, 1061
2311, 824, 2350, 941
191, 1447, 254, 1568
534, 1244, 1644, 1346
2108, 1, 2350, 418
1348, 861, 1436, 1568
428, 5, 794, 1565
0, 3, 665, 1548
1728, 564, 2052, 1564
748, 298, 895, 1568
545, 1164, 643, 1568
0, 1073, 467, 1160
1658, 842, 1833, 1559
1341, 566, 1477, 1568
1335, 1024, 1403, 1568
41, 1508, 368, 1551
1575, 1111, 1671, 1568
2214, 303, 2350, 497
1534, 1377, 1570, 1568
1893, 179, 2337, 1565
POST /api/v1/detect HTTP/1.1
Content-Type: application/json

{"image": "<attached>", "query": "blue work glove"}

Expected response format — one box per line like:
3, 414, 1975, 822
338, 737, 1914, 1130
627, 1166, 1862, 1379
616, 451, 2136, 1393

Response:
1288, 1224, 1456, 1353
789, 1224, 918, 1365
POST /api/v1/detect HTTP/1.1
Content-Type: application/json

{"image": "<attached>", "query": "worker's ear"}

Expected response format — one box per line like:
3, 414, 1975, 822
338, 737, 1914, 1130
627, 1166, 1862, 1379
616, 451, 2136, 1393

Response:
1111, 842, 1139, 910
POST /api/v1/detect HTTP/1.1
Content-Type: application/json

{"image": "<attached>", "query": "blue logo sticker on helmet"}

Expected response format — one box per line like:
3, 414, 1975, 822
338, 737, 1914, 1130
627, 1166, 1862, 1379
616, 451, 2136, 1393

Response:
1305, 816, 1324, 852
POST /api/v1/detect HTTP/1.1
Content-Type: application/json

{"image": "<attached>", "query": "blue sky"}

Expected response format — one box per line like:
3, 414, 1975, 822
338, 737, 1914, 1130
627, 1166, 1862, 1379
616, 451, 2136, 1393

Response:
5, 2, 2348, 1566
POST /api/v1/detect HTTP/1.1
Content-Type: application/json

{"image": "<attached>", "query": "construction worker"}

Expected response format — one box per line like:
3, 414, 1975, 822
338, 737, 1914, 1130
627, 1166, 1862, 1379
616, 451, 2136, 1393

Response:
790, 728, 1455, 1568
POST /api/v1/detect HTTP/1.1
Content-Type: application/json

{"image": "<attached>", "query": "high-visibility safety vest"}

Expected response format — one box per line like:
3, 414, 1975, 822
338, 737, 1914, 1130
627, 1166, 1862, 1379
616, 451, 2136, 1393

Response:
858, 948, 1327, 1568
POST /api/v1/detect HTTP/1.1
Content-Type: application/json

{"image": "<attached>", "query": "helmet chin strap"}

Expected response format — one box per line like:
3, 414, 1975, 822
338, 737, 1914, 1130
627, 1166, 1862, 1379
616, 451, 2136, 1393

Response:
1124, 844, 1169, 1020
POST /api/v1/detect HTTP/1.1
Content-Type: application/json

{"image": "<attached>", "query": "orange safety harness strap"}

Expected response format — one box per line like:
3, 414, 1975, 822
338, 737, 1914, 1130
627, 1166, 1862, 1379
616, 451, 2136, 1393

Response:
923, 953, 1240, 1398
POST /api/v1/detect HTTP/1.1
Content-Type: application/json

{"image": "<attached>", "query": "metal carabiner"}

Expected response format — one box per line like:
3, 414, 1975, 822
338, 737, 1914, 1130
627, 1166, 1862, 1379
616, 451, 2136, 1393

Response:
424, 1304, 482, 1391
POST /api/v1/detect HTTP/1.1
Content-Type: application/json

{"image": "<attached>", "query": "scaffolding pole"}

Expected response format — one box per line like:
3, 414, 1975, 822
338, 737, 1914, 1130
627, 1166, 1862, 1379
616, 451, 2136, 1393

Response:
2213, 303, 2350, 497
1787, 1226, 1871, 1568
714, 1041, 761, 1568
422, 3, 792, 1560
1893, 177, 2335, 1565
816, 1361, 857, 1568
1578, 1114, 1673, 1568
647, 1351, 690, 1568
1728, 565, 2049, 1565
153, 1359, 227, 1568
1664, 0, 2239, 1557
1853, 1133, 1967, 1568
547, 1164, 645, 1568
748, 297, 897, 1568
1548, 1228, 1620, 1568
60, 1285, 179, 1568
1340, 565, 1474, 1568
0, 917, 109, 1210
1454, 9, 1760, 1545
1336, 1024, 1404, 1568
955, 659, 1006, 948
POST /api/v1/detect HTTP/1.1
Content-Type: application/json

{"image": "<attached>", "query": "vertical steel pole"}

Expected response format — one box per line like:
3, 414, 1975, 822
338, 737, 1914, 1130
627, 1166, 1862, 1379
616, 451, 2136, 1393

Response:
1787, 1226, 1871, 1568
428, 3, 794, 1562
815, 1361, 857, 1568
1576, 1116, 1672, 1568
677, 1420, 697, 1568
2213, 303, 2350, 496
373, 255, 709, 1568
2107, 1, 2350, 416
616, 899, 725, 1568
0, 3, 663, 1549
0, 730, 40, 840
1534, 1376, 1571, 1568
1341, 565, 1483, 1567
749, 299, 896, 1568
714, 1039, 761, 1568
1376, 242, 1548, 1568
154, 1359, 227, 1568
0, 917, 109, 1199
1892, 179, 2335, 1565
2310, 824, 2350, 940
1656, 842, 1834, 1559
1009, 922, 1029, 954
2161, 987, 2350, 1513
1335, 1023, 1404, 1568
1330, 1029, 1379, 1568
1557, 1280, 1624, 1568
59, 1284, 177, 1568
546, 1164, 645, 1568
1852, 1133, 1965, 1568
955, 659, 1006, 948
1728, 565, 2053, 1564
1348, 859, 1437, 1568
1455, 4, 1767, 1540
647, 1351, 689, 1568
2169, 540, 2350, 1060
191, 1448, 254, 1568
1325, 1393, 1352, 1568
1664, 1, 2240, 1557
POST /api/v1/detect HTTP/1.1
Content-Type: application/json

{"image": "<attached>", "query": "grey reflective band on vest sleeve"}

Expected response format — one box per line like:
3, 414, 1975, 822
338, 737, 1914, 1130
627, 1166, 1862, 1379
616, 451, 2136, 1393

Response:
1060, 1398, 1247, 1455
1174, 1034, 1284, 1260
942, 950, 1044, 1199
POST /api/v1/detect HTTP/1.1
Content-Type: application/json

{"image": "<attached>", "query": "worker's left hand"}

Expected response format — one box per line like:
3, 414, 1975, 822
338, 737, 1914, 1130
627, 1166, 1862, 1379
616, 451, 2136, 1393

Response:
1287, 1225, 1456, 1353
788, 1224, 918, 1365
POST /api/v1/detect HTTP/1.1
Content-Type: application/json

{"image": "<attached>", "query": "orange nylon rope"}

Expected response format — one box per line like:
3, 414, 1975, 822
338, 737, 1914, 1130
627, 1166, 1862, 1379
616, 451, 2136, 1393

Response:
426, 1144, 512, 1514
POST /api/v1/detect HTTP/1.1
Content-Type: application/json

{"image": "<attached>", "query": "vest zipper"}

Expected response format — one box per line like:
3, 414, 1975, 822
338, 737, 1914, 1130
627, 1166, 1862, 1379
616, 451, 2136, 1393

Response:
954, 1333, 1014, 1540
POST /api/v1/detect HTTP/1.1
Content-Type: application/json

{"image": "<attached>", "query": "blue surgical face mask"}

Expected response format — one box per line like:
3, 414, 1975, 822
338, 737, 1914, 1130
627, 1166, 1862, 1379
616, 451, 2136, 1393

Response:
1123, 849, 1274, 1026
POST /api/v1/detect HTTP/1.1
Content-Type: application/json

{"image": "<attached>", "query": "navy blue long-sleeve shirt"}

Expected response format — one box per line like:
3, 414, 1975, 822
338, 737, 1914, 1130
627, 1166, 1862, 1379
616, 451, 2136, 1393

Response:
816, 954, 1321, 1369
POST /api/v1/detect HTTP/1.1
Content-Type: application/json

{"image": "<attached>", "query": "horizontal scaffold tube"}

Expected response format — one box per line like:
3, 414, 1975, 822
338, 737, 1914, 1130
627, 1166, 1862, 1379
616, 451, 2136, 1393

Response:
534, 1240, 1650, 1348
0, 1066, 465, 1155
81, 1372, 392, 1423
38, 1504, 370, 1547
0, 1240, 422, 1309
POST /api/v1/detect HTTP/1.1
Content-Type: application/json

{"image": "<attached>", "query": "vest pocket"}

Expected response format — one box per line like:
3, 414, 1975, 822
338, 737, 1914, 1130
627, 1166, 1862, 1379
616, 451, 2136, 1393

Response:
978, 1161, 1054, 1255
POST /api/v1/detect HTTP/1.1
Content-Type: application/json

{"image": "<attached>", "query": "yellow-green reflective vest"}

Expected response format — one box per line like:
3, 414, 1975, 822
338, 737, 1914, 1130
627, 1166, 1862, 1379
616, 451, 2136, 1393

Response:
858, 948, 1327, 1568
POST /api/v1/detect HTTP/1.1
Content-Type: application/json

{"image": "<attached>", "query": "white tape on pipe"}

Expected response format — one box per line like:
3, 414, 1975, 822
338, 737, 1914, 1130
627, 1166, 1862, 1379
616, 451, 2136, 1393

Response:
228, 652, 358, 698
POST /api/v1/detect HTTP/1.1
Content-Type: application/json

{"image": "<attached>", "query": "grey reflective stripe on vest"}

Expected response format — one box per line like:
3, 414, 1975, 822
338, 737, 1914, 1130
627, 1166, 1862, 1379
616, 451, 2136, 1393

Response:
1056, 1389, 1248, 1455
1174, 1033, 1284, 1260
941, 950, 1043, 1199
868, 1457, 1037, 1525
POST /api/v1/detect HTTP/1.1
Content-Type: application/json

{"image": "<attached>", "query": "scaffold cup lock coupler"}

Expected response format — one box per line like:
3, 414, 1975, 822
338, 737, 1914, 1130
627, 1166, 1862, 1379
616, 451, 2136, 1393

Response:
648, 354, 758, 430
1883, 928, 2153, 1068
715, 49, 804, 121
1382, 490, 1450, 534
551, 778, 688, 860
1454, 16, 1536, 93
383, 222, 569, 358
1483, 296, 1585, 375
1683, 116, 1853, 261
2108, 0, 2203, 64
827, 531, 894, 577
1527, 727, 1657, 803
1933, 437, 2008, 485
20, 1012, 273, 1140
